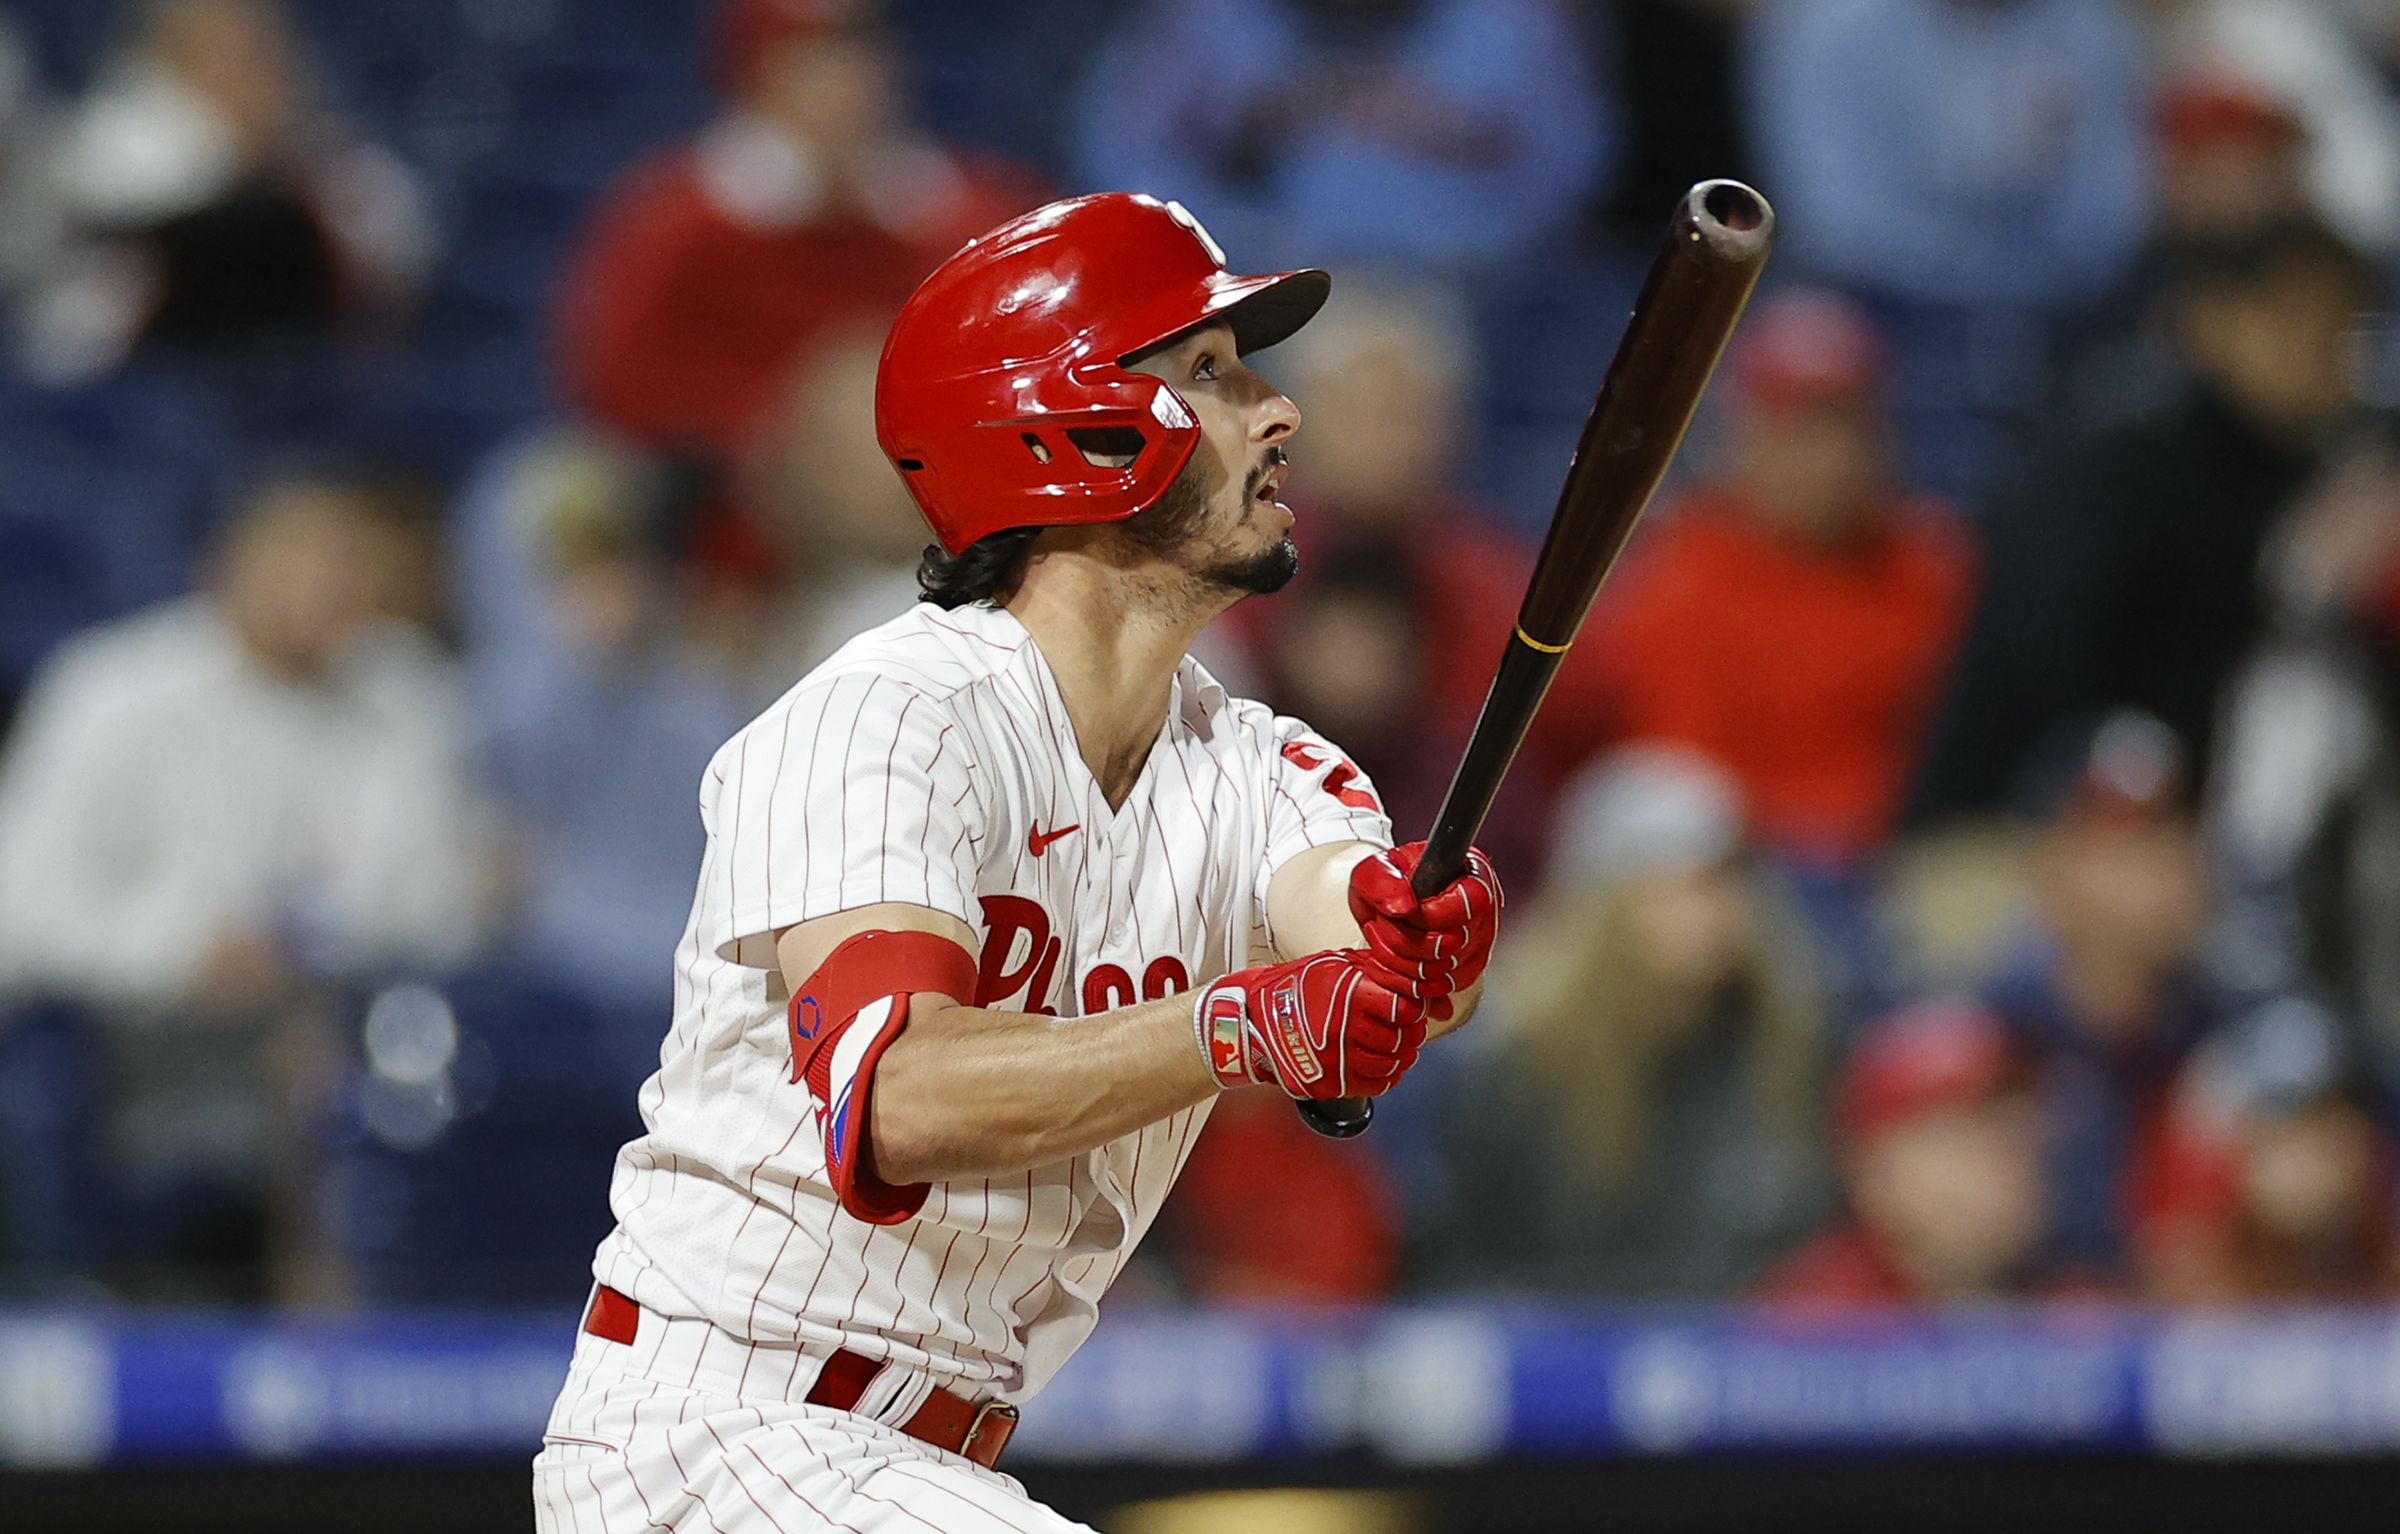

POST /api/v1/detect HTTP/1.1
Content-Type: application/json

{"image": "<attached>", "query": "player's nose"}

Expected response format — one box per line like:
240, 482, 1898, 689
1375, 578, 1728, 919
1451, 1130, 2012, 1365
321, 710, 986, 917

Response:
1250, 386, 1300, 445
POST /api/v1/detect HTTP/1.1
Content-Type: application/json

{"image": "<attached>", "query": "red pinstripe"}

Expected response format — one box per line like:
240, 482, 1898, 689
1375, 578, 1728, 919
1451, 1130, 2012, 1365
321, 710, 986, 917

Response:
878, 1464, 1050, 1534
706, 1418, 851, 1534
795, 1419, 970, 1534
920, 612, 1025, 654
576, 1461, 610, 1534
621, 1383, 679, 1534
748, 1441, 954, 1534
868, 1218, 927, 1362
952, 1241, 994, 1360
917, 1226, 967, 1365
668, 1394, 695, 1479
876, 693, 923, 905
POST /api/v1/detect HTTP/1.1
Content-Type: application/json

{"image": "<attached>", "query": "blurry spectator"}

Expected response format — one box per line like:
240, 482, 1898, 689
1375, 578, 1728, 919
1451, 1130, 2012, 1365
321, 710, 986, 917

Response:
1234, 278, 1548, 866
0, 471, 485, 1299
556, 0, 1038, 464
2146, 0, 2400, 256
2141, 1002, 2400, 1303
1253, 543, 1548, 883
2338, 0, 2400, 80
1165, 1090, 1403, 1303
1909, 218, 2387, 825
1430, 748, 1832, 1297
0, 471, 485, 1002
1747, 0, 2152, 503
1748, 0, 2150, 312
454, 429, 747, 1017
1540, 290, 1974, 867
1592, 0, 1756, 249
2209, 436, 2400, 1091
2056, 77, 2319, 427
1977, 714, 2228, 1275
1760, 998, 2060, 1309
0, 15, 59, 303
1074, 0, 1609, 274
728, 325, 936, 694
23, 0, 431, 384
1246, 277, 1527, 726
2151, 79, 2317, 242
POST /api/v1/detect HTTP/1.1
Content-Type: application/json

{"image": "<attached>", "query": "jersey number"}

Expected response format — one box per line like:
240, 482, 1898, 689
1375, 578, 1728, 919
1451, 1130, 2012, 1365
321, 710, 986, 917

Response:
1080, 955, 1193, 1015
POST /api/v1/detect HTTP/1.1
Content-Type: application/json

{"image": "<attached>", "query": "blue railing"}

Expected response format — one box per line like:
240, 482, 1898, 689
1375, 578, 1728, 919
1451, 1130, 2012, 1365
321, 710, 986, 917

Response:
8, 1305, 2400, 1471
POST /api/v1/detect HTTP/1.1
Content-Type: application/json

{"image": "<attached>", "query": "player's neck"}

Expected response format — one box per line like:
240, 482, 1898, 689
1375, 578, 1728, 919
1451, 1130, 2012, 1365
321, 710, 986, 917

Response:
1005, 556, 1223, 808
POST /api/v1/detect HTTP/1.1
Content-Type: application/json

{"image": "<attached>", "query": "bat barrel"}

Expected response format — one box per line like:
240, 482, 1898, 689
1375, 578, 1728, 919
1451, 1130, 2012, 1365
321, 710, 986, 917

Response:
1299, 181, 1777, 1143
1517, 180, 1775, 649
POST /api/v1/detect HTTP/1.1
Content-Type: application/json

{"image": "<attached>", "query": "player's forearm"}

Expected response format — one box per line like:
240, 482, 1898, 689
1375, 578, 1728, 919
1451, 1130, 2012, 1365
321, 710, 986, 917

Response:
866, 991, 1219, 1185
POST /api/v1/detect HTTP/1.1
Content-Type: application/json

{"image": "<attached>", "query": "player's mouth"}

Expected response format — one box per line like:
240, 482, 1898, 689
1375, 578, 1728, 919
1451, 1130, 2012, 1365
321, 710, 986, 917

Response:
1249, 453, 1291, 522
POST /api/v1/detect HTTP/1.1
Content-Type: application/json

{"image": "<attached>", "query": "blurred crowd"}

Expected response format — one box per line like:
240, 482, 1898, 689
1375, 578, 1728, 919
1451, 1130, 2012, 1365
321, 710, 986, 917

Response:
1, 0, 2399, 1316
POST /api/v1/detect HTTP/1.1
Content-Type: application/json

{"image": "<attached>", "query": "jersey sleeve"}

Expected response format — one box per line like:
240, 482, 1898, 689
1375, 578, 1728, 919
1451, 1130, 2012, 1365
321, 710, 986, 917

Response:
709, 673, 983, 966
1256, 711, 1395, 892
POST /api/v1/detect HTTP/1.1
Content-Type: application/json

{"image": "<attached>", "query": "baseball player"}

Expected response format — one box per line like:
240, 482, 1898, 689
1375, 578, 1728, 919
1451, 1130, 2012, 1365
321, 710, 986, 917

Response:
532, 192, 1504, 1532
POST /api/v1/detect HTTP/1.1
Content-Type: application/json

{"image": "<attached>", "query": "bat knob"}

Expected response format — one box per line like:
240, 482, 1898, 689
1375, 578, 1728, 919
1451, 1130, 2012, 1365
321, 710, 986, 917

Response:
1296, 1096, 1374, 1139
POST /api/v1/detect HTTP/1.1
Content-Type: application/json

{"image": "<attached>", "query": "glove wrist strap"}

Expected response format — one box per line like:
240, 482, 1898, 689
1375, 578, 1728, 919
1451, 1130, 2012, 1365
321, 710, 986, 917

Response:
1192, 979, 1253, 1091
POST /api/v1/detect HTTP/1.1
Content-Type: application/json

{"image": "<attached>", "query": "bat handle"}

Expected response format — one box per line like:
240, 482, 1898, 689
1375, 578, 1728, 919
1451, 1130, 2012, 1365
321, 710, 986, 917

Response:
1295, 828, 1477, 1139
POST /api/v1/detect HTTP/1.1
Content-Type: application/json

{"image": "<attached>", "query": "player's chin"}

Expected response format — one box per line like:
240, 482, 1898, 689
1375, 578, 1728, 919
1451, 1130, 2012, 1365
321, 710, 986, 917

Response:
1205, 535, 1299, 597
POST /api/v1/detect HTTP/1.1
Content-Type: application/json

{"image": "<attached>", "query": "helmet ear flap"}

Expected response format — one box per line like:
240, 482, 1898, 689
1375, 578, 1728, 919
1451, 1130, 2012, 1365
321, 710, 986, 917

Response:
996, 364, 1196, 515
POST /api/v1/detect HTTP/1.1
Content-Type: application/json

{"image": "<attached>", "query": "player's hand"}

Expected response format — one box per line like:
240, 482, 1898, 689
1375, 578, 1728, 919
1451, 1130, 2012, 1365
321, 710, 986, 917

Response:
1346, 842, 1503, 1021
1192, 951, 1427, 1101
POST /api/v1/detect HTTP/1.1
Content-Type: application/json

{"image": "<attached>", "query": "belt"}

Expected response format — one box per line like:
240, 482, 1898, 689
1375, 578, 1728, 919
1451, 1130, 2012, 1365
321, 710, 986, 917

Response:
582, 1285, 1018, 1470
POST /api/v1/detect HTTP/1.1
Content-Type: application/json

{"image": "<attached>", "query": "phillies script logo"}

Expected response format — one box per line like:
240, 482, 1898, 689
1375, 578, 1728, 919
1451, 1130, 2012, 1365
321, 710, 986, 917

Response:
975, 895, 1064, 1014
1280, 742, 1380, 811
975, 895, 1194, 1015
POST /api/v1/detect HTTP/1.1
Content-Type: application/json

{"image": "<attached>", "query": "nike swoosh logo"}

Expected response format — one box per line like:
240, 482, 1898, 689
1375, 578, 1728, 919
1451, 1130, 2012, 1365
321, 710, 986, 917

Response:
1027, 823, 1081, 857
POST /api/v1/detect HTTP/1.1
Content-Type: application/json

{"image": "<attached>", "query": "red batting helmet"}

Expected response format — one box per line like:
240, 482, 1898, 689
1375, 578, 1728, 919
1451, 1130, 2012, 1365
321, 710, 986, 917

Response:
875, 193, 1330, 555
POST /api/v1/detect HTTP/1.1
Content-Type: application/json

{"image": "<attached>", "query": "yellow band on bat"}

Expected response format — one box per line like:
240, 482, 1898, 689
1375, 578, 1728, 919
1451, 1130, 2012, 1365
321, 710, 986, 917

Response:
1514, 627, 1571, 654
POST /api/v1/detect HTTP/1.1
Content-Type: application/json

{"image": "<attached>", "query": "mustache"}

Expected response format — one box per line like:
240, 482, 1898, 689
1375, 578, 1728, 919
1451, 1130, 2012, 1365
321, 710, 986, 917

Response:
1243, 445, 1290, 500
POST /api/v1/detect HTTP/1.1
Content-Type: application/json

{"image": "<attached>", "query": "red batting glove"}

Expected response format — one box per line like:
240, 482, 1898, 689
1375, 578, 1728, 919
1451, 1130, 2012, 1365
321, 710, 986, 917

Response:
1347, 842, 1503, 1021
1192, 951, 1428, 1100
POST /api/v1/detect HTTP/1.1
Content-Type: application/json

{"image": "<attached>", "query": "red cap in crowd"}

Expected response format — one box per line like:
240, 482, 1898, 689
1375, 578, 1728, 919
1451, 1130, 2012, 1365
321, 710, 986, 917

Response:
1726, 290, 1889, 415
1839, 999, 2023, 1145
715, 0, 878, 95
2155, 78, 2307, 161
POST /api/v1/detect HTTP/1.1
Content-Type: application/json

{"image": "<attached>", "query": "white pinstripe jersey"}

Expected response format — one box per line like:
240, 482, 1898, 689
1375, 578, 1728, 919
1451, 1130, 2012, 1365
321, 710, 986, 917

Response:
589, 601, 1391, 1405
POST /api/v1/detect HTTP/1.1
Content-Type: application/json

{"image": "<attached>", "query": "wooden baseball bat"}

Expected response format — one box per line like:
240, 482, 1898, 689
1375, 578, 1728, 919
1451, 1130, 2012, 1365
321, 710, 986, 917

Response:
1298, 180, 1777, 1139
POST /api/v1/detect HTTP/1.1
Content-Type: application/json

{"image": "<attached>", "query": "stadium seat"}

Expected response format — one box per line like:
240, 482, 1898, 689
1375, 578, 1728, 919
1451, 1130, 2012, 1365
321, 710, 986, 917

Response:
332, 965, 653, 1306
0, 1000, 107, 1290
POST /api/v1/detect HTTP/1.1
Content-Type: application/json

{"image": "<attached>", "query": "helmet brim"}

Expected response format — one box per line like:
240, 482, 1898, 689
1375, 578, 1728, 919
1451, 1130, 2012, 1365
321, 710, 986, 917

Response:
1122, 268, 1332, 363
1216, 268, 1332, 355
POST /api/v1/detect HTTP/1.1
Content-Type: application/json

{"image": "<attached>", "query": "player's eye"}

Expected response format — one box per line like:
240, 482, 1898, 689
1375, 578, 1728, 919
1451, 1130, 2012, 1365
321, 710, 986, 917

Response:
1191, 353, 1218, 382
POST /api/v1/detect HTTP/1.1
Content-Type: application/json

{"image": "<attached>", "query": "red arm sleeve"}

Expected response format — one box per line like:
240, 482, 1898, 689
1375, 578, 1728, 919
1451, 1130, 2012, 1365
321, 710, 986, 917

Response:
788, 929, 977, 1224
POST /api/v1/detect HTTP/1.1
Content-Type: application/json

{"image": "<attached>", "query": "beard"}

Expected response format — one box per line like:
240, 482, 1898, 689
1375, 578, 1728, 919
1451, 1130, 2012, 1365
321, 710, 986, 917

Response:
1125, 448, 1299, 596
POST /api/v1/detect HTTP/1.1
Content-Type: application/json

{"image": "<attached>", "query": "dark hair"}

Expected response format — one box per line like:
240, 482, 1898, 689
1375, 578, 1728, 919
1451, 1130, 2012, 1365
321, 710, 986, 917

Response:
918, 525, 1043, 609
2169, 216, 2384, 306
